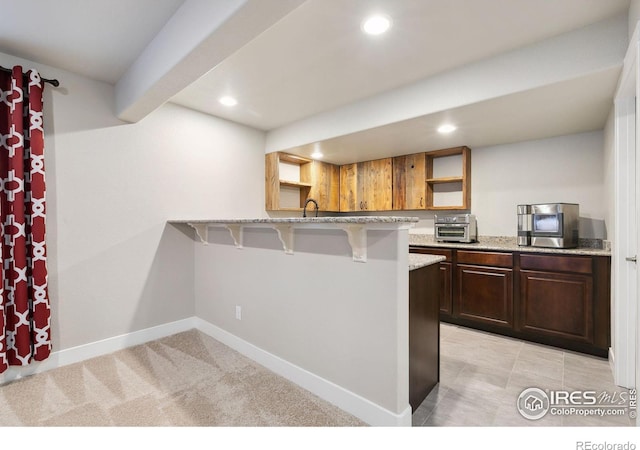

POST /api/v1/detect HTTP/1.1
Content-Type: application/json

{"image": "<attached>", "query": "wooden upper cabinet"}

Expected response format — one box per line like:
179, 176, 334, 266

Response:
265, 152, 339, 212
339, 163, 358, 211
301, 160, 340, 212
363, 158, 393, 211
340, 158, 392, 211
393, 153, 426, 210
268, 146, 471, 212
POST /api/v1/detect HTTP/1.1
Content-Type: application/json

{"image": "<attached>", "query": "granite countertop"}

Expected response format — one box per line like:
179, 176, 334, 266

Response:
409, 234, 611, 257
171, 217, 419, 224
409, 254, 446, 271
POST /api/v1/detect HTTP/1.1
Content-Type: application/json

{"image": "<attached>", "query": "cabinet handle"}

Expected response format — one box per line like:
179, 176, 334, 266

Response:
626, 256, 637, 263
420, 197, 423, 207
360, 201, 364, 210
365, 201, 368, 210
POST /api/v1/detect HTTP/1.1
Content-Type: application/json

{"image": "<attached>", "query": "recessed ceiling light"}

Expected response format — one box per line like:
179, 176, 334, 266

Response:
311, 143, 323, 159
219, 96, 238, 107
361, 14, 392, 35
437, 124, 457, 134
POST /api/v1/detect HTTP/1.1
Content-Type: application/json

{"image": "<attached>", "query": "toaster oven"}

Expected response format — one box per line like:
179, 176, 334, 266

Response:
434, 214, 477, 243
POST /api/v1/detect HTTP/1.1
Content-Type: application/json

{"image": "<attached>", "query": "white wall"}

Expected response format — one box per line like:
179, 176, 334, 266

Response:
0, 51, 266, 352
194, 226, 410, 420
402, 131, 607, 239
630, 0, 640, 39
471, 131, 606, 238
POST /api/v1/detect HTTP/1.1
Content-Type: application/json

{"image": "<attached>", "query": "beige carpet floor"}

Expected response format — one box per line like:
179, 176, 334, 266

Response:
0, 330, 365, 426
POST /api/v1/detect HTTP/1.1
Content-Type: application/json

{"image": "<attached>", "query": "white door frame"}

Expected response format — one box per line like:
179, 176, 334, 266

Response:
613, 23, 638, 390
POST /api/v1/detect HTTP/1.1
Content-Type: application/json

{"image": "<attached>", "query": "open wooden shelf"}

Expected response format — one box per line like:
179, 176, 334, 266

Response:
425, 146, 470, 210
279, 180, 313, 188
278, 153, 312, 164
425, 176, 464, 184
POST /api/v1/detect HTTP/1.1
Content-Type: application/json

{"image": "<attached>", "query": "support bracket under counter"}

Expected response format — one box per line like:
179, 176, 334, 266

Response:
338, 224, 367, 263
272, 224, 294, 255
225, 224, 244, 249
173, 217, 418, 263
188, 223, 209, 245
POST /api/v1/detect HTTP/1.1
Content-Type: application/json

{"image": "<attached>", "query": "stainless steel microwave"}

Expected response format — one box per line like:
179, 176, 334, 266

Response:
517, 203, 579, 248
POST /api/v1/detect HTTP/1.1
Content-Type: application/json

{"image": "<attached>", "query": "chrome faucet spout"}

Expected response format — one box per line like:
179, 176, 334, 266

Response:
303, 198, 319, 217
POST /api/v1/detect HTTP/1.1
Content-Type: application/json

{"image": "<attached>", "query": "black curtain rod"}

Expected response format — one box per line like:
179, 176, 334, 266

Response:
0, 66, 60, 87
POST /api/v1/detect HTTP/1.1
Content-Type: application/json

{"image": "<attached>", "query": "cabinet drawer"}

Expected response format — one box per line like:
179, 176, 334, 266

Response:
520, 254, 592, 274
457, 250, 513, 268
410, 247, 452, 261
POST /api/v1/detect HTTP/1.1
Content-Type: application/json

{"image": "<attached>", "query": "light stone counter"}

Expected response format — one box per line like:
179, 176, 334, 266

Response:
171, 217, 419, 263
409, 234, 610, 257
409, 254, 446, 271
172, 217, 419, 225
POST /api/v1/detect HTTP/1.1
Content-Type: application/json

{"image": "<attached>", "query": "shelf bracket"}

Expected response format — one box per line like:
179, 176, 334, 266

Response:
225, 224, 244, 249
188, 223, 209, 245
272, 224, 294, 255
338, 225, 367, 263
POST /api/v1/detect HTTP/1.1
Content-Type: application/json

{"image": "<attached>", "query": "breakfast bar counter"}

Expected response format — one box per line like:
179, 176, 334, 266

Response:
170, 216, 441, 426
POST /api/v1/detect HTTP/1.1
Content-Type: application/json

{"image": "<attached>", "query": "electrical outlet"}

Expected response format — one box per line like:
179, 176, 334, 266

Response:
235, 305, 242, 320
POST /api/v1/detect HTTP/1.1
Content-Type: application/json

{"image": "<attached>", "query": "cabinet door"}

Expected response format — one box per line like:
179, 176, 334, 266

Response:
393, 153, 426, 210
519, 270, 593, 343
439, 261, 452, 316
362, 158, 392, 211
339, 163, 358, 211
304, 161, 340, 212
456, 264, 513, 328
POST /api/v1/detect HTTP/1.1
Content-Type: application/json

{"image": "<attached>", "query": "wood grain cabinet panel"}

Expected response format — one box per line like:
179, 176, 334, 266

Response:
519, 270, 593, 343
456, 264, 513, 328
363, 158, 392, 211
393, 153, 426, 210
301, 160, 340, 212
339, 163, 358, 211
339, 158, 392, 211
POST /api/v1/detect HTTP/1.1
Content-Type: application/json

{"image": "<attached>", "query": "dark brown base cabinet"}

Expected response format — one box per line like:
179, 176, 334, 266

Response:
410, 246, 611, 357
409, 263, 440, 411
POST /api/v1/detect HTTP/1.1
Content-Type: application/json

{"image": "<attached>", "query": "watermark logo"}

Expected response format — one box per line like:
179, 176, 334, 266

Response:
516, 387, 636, 420
517, 387, 550, 420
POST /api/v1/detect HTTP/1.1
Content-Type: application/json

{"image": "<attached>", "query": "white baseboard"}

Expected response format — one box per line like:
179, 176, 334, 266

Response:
194, 317, 411, 427
0, 317, 196, 385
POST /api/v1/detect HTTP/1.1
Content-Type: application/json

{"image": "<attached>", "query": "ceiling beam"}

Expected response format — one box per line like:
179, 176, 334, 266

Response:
115, 0, 306, 123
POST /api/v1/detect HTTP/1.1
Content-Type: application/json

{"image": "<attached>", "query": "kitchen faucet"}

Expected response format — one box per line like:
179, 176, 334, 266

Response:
303, 198, 319, 217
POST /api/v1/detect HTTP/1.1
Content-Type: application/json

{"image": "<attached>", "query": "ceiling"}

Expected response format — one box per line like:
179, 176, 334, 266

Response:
172, 0, 630, 131
0, 0, 632, 164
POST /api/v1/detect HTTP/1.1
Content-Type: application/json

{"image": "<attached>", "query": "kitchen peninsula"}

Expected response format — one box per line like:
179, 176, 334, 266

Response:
169, 217, 442, 426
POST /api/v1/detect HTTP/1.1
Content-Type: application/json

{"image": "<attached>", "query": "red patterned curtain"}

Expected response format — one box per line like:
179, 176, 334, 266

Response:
0, 66, 51, 373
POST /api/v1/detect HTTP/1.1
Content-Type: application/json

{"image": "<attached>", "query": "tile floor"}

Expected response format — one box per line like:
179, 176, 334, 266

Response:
413, 323, 635, 426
